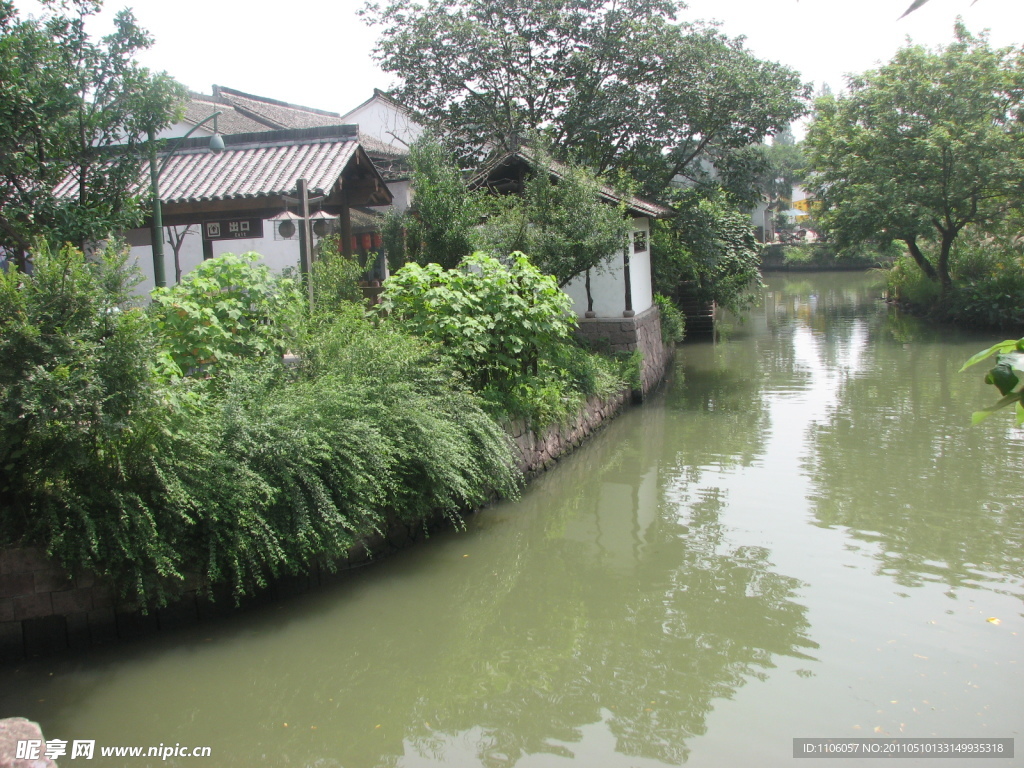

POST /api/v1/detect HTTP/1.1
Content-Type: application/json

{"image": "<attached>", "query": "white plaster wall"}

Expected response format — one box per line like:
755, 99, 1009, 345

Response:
126, 226, 305, 296
342, 100, 423, 149
562, 249, 626, 318
628, 217, 653, 314
382, 179, 413, 212
561, 217, 653, 318
154, 121, 214, 140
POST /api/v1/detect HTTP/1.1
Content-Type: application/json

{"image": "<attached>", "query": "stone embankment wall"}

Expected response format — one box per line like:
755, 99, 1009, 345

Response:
0, 311, 674, 661
575, 304, 671, 397
507, 389, 631, 479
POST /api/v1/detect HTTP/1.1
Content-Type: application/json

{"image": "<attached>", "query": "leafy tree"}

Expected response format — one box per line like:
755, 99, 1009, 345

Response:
385, 136, 482, 269
475, 145, 631, 288
0, 0, 186, 260
362, 0, 807, 197
652, 187, 762, 313
805, 24, 1024, 293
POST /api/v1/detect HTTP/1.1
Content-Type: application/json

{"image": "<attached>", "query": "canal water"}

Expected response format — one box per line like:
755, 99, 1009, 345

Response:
1, 272, 1022, 767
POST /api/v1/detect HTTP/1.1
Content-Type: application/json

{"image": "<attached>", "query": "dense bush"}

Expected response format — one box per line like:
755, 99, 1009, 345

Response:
156, 315, 519, 599
0, 243, 185, 600
0, 245, 519, 605
654, 293, 686, 343
311, 234, 366, 312
946, 228, 1024, 330
380, 252, 634, 426
884, 227, 1024, 331
379, 252, 575, 389
884, 253, 942, 309
760, 242, 896, 269
150, 253, 305, 375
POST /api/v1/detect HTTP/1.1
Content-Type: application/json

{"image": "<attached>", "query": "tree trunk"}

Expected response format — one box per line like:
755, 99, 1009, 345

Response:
936, 229, 956, 295
903, 237, 938, 281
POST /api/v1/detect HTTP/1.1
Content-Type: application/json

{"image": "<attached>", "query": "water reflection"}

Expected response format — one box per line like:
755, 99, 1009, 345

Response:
0, 384, 817, 768
803, 312, 1024, 595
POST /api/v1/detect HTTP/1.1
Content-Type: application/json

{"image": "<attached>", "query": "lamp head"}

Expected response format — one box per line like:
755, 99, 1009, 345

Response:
209, 133, 226, 154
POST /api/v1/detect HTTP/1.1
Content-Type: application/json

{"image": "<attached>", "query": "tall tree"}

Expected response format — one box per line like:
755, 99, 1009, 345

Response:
362, 0, 807, 198
805, 24, 1024, 292
0, 0, 186, 259
475, 144, 631, 288
382, 136, 483, 270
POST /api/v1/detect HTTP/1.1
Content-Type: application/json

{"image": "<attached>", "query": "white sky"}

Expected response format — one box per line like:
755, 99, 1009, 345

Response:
17, 0, 1024, 123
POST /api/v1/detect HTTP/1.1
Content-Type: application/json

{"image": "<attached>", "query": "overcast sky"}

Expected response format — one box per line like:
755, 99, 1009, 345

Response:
18, 0, 1024, 124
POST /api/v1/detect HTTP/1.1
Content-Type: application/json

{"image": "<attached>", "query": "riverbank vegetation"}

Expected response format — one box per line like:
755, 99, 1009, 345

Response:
760, 243, 895, 271
0, 245, 519, 604
0, 238, 646, 605
806, 24, 1024, 332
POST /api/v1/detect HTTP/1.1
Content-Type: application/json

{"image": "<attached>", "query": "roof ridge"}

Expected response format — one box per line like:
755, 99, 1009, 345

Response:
216, 85, 342, 118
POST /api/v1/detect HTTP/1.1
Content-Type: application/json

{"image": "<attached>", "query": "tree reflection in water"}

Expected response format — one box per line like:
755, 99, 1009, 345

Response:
804, 314, 1024, 595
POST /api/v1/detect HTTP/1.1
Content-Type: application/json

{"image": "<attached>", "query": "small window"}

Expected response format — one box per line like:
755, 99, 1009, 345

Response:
633, 230, 648, 253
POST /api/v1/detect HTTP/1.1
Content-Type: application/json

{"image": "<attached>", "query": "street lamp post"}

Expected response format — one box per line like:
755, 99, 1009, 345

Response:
148, 112, 225, 288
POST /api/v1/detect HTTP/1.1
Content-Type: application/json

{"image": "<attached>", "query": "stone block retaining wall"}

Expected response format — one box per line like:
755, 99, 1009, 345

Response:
575, 304, 671, 398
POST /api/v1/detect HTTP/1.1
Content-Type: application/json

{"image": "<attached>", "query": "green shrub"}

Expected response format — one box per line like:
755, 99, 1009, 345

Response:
150, 253, 305, 375
379, 252, 575, 389
1, 245, 520, 605
654, 293, 686, 343
948, 230, 1024, 330
884, 254, 941, 308
156, 321, 519, 598
311, 234, 365, 312
0, 242, 186, 600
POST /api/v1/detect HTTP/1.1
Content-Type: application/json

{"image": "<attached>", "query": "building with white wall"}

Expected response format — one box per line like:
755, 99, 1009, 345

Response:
470, 150, 671, 320
56, 125, 393, 294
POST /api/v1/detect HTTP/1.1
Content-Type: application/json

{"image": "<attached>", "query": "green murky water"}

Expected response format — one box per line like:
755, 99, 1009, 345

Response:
1, 272, 1022, 767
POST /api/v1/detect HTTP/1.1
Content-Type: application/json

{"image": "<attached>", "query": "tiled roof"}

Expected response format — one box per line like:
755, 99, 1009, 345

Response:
184, 96, 266, 134
218, 87, 342, 130
471, 150, 673, 219
157, 139, 359, 203
358, 132, 411, 181
182, 87, 412, 181
183, 86, 345, 133
52, 127, 391, 205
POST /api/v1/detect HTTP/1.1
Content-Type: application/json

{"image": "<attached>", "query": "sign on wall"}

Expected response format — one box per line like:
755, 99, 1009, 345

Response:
202, 219, 265, 241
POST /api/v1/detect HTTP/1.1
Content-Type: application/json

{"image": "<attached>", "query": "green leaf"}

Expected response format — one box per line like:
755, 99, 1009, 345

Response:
971, 393, 1022, 424
986, 359, 1020, 396
959, 339, 1020, 372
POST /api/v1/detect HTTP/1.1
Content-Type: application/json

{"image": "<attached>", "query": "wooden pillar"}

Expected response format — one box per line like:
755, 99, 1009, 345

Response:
622, 235, 634, 317
297, 178, 314, 306
338, 189, 353, 258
